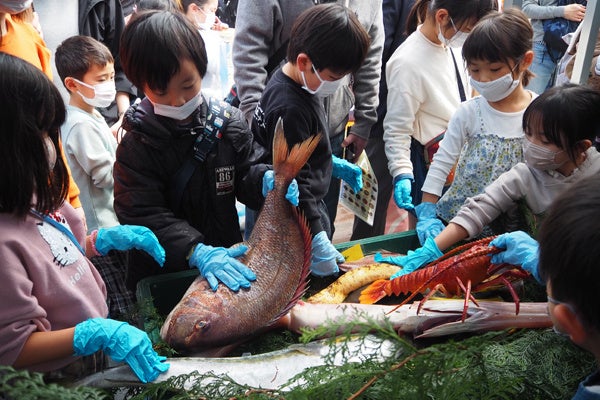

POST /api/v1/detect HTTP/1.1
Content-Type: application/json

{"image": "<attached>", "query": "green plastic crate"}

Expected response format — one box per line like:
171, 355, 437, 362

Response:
136, 230, 419, 317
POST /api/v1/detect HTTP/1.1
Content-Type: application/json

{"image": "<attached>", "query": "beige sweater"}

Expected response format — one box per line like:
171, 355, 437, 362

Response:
452, 148, 600, 239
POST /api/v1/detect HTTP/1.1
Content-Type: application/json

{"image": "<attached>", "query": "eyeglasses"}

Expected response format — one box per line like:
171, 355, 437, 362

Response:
547, 296, 577, 337
546, 295, 577, 315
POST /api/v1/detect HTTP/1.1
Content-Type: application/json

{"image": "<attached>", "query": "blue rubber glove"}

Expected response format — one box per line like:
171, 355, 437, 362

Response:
331, 155, 363, 193
393, 176, 414, 211
73, 318, 169, 383
310, 231, 345, 277
489, 231, 541, 283
189, 243, 256, 291
95, 225, 165, 266
415, 202, 445, 245
374, 237, 443, 279
262, 170, 299, 206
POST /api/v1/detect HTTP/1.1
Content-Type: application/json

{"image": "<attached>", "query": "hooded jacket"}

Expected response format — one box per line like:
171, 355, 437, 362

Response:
114, 97, 269, 288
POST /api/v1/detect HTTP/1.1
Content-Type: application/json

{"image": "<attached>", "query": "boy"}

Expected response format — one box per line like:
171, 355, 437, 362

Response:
538, 174, 600, 398
55, 35, 135, 318
55, 35, 119, 234
250, 3, 370, 277
115, 11, 288, 292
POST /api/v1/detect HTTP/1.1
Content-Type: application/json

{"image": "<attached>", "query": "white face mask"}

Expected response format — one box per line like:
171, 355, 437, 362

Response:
0, 0, 32, 14
74, 79, 117, 108
151, 90, 203, 120
301, 64, 345, 98
197, 8, 215, 30
522, 139, 568, 171
469, 70, 520, 102
437, 17, 469, 48
44, 136, 57, 170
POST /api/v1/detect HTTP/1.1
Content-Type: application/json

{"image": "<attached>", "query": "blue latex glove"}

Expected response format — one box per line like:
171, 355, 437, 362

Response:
393, 177, 414, 211
375, 237, 443, 279
331, 155, 363, 193
262, 170, 299, 206
489, 231, 541, 283
73, 318, 169, 383
189, 243, 256, 291
95, 225, 165, 266
415, 202, 445, 245
310, 231, 345, 277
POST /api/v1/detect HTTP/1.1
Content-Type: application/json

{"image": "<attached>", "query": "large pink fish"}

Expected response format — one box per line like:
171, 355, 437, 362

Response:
161, 118, 319, 353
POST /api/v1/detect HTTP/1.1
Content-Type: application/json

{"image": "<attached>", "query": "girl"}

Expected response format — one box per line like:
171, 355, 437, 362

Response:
417, 8, 536, 245
383, 0, 496, 229
181, 0, 231, 99
378, 83, 600, 277
0, 53, 168, 383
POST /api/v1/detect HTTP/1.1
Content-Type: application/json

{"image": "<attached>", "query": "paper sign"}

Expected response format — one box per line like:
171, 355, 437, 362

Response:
339, 152, 377, 226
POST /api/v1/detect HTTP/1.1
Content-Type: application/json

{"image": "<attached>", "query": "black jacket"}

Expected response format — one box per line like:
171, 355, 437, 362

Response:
114, 97, 269, 288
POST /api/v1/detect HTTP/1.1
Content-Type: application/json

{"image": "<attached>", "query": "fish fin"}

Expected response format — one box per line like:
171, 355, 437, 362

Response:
272, 117, 322, 184
267, 207, 312, 325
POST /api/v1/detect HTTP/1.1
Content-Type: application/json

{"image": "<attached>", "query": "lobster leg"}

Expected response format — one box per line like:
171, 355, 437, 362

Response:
476, 270, 530, 315
416, 284, 450, 315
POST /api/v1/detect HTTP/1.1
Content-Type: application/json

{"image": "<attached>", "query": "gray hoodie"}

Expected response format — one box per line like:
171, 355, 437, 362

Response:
232, 0, 384, 140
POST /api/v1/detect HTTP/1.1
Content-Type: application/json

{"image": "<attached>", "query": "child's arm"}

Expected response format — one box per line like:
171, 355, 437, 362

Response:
434, 222, 469, 252
12, 328, 75, 368
416, 106, 471, 244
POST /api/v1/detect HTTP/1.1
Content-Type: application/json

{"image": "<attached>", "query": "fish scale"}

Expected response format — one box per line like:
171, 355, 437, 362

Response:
161, 118, 319, 352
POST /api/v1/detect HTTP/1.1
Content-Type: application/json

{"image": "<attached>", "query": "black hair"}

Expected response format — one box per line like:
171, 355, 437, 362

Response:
134, 0, 180, 13
522, 83, 600, 163
406, 0, 497, 35
287, 4, 370, 75
120, 10, 208, 91
55, 35, 114, 89
462, 8, 533, 87
0, 53, 68, 217
538, 173, 600, 332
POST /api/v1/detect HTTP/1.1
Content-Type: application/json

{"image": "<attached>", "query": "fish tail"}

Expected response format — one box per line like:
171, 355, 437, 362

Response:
358, 279, 390, 304
272, 117, 322, 184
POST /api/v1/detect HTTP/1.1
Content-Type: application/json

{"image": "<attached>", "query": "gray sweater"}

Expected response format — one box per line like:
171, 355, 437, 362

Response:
232, 0, 384, 140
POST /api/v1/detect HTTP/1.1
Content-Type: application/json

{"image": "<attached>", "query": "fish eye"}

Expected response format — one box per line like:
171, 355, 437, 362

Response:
195, 320, 209, 331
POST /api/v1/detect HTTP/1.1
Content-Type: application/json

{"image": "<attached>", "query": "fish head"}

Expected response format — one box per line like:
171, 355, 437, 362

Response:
161, 305, 222, 351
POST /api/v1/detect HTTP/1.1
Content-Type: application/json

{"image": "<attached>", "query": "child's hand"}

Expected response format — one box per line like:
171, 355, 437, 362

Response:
489, 231, 541, 283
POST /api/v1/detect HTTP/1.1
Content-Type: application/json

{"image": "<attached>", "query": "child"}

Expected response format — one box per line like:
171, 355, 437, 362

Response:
377, 83, 600, 277
55, 35, 119, 235
489, 173, 600, 399
383, 0, 496, 226
0, 4, 85, 224
181, 0, 232, 99
0, 52, 167, 383
536, 174, 600, 399
115, 11, 294, 292
56, 35, 139, 318
417, 8, 537, 245
250, 3, 369, 277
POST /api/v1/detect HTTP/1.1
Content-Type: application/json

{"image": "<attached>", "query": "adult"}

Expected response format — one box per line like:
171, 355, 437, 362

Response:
522, 0, 586, 94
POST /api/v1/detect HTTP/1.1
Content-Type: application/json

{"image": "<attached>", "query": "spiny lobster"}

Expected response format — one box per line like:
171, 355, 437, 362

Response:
358, 237, 531, 322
